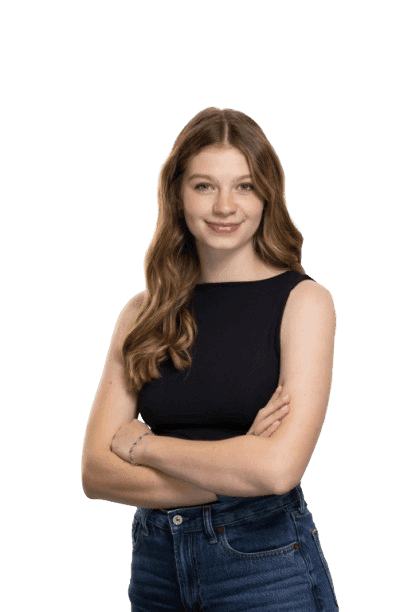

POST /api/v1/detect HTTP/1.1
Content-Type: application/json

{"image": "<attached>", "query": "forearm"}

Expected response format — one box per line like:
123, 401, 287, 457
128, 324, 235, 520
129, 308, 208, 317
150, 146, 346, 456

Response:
142, 434, 280, 497
82, 450, 218, 509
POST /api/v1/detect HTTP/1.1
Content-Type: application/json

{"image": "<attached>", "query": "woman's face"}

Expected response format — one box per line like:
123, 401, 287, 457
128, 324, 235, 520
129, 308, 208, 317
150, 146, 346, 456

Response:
180, 145, 265, 255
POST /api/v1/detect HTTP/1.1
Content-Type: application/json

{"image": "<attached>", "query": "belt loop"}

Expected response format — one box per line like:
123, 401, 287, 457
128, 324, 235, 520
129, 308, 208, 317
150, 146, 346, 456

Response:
294, 484, 306, 513
138, 508, 152, 536
202, 506, 218, 544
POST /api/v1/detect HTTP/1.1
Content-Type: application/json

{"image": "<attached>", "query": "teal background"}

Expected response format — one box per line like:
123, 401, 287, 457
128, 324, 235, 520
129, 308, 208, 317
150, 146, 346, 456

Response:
0, 0, 407, 612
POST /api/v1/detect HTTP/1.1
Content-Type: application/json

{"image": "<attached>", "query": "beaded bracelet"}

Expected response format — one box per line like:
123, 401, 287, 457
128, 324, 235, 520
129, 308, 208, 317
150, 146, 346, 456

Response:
129, 431, 155, 465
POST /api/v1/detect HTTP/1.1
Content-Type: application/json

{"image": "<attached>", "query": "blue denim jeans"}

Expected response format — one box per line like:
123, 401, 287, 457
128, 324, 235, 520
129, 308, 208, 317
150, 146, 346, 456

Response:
128, 484, 339, 611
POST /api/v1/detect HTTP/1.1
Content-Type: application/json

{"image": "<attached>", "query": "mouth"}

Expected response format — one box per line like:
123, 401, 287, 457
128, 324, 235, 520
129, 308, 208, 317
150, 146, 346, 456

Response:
206, 222, 242, 227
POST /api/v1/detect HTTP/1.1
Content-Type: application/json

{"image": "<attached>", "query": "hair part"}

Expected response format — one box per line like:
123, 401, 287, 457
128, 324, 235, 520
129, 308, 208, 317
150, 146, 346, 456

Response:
122, 107, 306, 398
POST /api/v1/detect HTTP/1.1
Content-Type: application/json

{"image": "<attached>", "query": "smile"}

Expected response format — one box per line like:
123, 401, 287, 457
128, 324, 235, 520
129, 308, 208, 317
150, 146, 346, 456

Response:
206, 222, 242, 233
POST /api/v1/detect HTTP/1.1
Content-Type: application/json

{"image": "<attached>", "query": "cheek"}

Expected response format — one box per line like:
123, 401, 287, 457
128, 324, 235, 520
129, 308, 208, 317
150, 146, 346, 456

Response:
183, 199, 206, 225
247, 205, 262, 218
183, 207, 198, 226
249, 206, 264, 226
182, 209, 203, 238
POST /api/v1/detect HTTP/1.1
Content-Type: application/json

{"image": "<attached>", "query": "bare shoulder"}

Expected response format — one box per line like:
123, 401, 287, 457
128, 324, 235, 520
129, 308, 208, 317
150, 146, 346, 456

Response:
111, 290, 147, 357
287, 279, 335, 315
130, 289, 147, 308
126, 289, 147, 319
281, 279, 336, 346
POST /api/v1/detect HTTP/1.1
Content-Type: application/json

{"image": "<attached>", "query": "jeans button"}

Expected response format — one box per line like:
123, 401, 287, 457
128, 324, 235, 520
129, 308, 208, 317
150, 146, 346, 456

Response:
173, 515, 183, 525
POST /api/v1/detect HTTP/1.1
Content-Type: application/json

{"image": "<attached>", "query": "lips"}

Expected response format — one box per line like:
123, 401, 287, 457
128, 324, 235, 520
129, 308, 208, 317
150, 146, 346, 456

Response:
206, 222, 241, 227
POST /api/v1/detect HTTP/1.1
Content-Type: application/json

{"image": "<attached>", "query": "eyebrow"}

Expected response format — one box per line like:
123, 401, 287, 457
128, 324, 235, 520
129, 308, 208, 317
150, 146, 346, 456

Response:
188, 173, 252, 182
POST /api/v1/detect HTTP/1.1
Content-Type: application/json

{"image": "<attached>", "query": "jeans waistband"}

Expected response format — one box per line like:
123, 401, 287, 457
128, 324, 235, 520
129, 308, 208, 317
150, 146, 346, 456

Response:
134, 484, 307, 538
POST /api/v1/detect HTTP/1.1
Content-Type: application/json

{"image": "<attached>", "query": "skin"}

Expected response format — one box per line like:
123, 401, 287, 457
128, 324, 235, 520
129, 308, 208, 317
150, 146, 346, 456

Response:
179, 144, 287, 284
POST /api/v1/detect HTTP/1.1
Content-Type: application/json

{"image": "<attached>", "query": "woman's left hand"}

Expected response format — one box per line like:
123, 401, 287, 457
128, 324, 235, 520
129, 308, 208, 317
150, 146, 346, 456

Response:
110, 418, 154, 465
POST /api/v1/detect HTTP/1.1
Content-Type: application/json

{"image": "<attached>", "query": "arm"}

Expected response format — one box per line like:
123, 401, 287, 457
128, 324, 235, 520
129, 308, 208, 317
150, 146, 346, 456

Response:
139, 433, 282, 497
265, 281, 336, 493
81, 292, 217, 509
83, 450, 218, 509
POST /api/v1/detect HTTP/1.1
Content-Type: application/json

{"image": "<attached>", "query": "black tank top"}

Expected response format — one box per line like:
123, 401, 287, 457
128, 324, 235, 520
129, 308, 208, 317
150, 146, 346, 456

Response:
138, 270, 316, 441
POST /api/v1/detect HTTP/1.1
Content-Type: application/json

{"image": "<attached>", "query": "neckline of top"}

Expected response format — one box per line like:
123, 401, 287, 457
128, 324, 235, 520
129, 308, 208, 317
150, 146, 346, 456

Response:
195, 270, 294, 287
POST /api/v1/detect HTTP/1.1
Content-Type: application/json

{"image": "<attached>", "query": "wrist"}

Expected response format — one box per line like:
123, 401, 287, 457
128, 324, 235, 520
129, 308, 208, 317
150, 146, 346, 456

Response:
129, 432, 155, 466
141, 431, 156, 464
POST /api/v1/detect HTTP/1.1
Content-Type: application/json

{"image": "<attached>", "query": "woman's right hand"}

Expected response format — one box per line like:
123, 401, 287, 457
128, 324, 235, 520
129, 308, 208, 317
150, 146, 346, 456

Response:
246, 385, 290, 437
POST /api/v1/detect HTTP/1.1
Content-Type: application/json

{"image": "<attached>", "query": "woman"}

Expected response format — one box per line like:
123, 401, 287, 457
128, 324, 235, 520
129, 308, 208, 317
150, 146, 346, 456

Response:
82, 107, 339, 611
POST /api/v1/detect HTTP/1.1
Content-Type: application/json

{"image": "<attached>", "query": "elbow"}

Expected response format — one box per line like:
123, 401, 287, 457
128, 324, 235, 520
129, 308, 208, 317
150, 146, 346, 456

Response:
273, 480, 297, 497
273, 469, 302, 497
267, 477, 296, 497
82, 474, 99, 499
82, 467, 99, 499
83, 486, 96, 500
264, 462, 299, 497
81, 453, 106, 499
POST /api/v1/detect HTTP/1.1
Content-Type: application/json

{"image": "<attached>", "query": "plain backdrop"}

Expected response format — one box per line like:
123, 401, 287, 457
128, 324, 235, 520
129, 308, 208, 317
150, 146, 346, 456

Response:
1, 1, 406, 610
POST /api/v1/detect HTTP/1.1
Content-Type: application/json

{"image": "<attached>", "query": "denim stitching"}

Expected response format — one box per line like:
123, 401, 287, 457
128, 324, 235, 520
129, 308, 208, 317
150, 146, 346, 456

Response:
288, 509, 321, 611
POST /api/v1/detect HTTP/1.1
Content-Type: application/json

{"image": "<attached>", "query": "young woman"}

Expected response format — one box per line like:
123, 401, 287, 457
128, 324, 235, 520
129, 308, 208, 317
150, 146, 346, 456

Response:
82, 107, 339, 611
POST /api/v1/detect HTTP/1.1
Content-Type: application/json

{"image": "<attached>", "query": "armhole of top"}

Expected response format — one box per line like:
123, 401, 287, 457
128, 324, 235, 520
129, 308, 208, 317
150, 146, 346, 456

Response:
275, 275, 316, 360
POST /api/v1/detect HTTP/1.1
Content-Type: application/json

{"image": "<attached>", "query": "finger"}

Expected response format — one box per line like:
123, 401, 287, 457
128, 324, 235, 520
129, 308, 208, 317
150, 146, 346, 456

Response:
262, 419, 282, 437
272, 395, 290, 412
277, 401, 290, 413
264, 397, 290, 416
267, 411, 290, 433
268, 421, 282, 436
251, 395, 290, 432
248, 405, 289, 436
261, 406, 290, 431
276, 397, 290, 411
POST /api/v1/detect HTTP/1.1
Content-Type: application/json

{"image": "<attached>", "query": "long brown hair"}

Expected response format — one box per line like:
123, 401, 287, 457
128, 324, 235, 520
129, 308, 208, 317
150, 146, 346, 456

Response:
122, 107, 306, 396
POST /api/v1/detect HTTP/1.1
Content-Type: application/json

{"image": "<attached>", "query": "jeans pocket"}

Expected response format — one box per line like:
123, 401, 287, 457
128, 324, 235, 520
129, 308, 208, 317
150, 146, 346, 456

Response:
218, 507, 299, 559
311, 526, 339, 609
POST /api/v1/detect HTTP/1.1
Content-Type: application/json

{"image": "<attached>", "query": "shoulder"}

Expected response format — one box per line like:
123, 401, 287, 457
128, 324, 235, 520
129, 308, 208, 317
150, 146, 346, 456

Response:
281, 278, 336, 339
130, 289, 147, 311
113, 290, 147, 346
291, 277, 334, 307
121, 289, 146, 320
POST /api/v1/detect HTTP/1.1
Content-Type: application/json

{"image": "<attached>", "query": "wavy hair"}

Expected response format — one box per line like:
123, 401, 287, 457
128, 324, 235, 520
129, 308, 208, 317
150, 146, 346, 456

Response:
122, 107, 306, 397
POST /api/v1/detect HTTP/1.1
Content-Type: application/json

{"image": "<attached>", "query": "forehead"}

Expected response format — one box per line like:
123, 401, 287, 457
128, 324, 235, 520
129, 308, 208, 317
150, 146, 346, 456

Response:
185, 146, 250, 176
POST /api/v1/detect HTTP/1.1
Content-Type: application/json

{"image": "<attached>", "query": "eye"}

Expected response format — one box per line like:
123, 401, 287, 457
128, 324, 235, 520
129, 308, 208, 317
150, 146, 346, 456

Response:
194, 182, 254, 192
195, 183, 212, 191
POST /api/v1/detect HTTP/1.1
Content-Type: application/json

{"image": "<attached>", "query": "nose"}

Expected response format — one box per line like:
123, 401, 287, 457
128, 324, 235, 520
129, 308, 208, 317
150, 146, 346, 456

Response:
213, 189, 238, 215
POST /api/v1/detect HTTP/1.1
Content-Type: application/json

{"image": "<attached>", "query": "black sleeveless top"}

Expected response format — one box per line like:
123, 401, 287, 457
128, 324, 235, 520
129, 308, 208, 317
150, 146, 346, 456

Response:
138, 270, 316, 442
